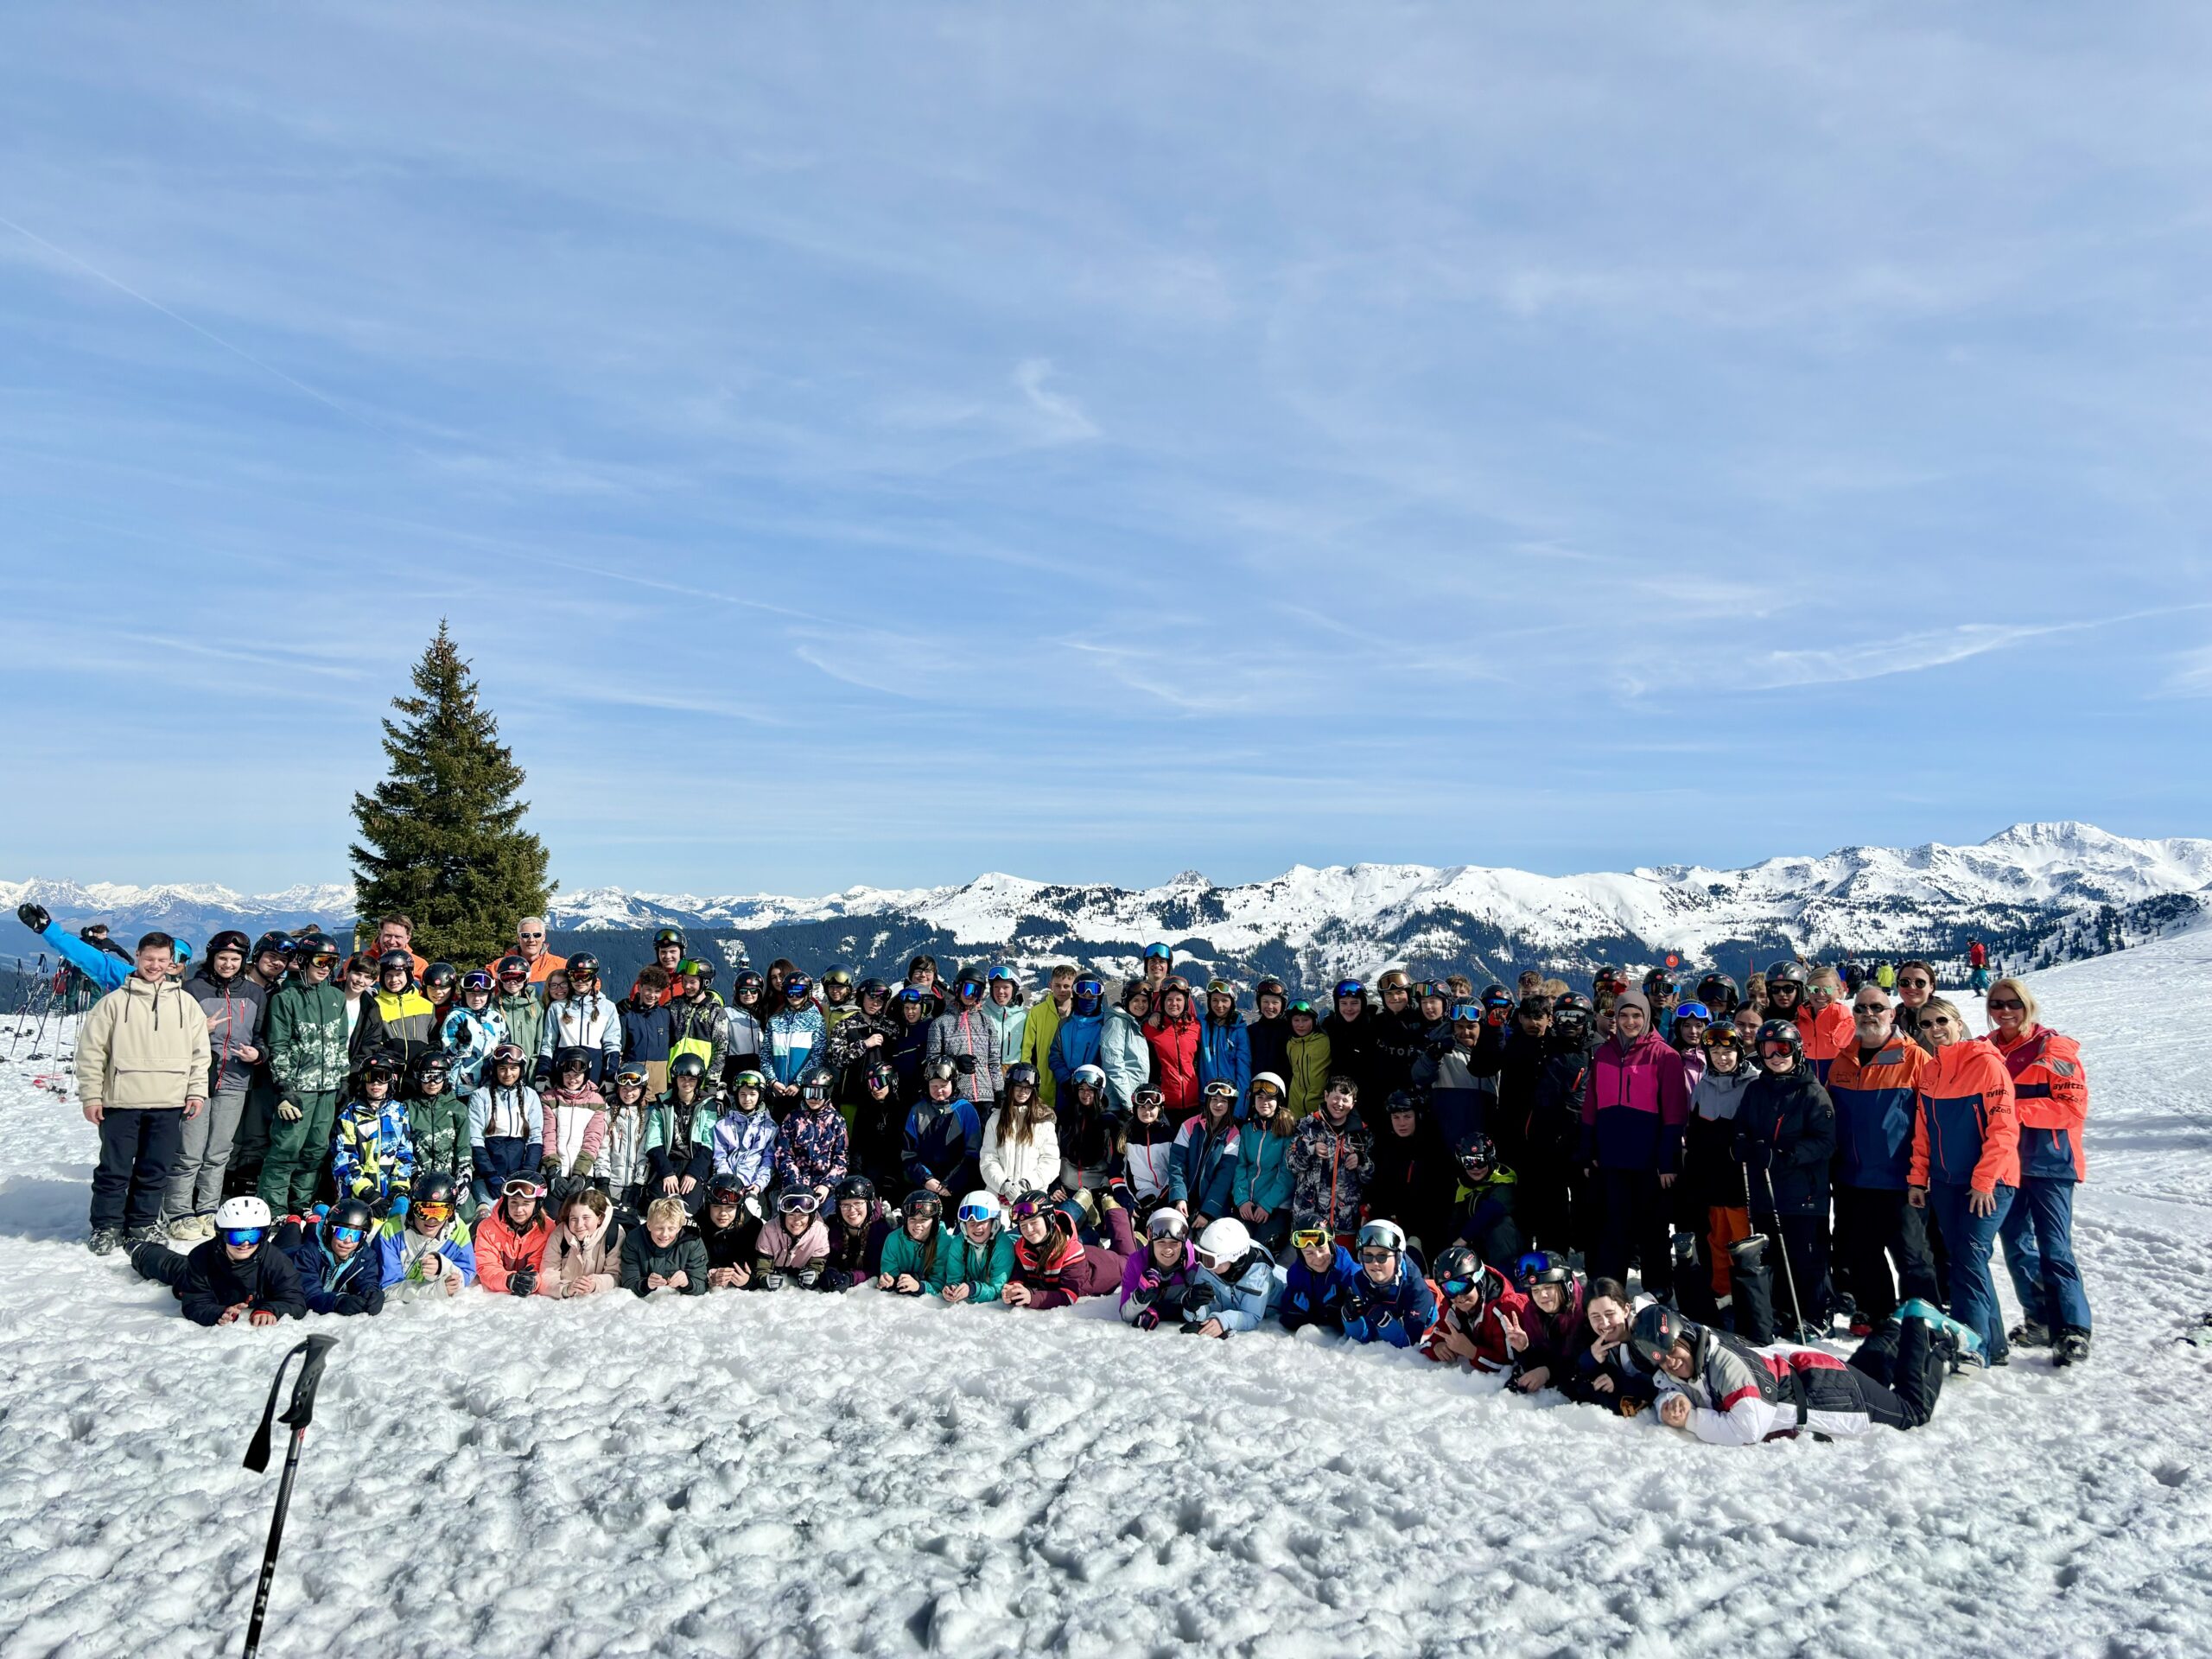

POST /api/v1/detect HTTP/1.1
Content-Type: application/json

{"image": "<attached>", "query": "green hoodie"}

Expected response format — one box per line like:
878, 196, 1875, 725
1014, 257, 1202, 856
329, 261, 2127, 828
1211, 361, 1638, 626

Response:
927, 1224, 1014, 1301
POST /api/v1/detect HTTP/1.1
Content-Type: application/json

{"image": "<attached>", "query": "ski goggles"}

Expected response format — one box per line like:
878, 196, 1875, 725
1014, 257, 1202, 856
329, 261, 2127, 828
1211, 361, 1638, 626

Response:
411, 1202, 453, 1224
489, 1044, 527, 1065
1440, 1274, 1479, 1297
1132, 1086, 1166, 1109
1006, 1194, 1052, 1221
302, 950, 341, 968
1452, 1003, 1485, 1023
708, 1185, 746, 1207
328, 1224, 369, 1245
1333, 980, 1364, 1001
823, 968, 855, 988
956, 1199, 999, 1224
223, 1227, 265, 1247
777, 1192, 821, 1217
1142, 944, 1174, 962
500, 1178, 544, 1198
1290, 1228, 1332, 1250
460, 969, 494, 993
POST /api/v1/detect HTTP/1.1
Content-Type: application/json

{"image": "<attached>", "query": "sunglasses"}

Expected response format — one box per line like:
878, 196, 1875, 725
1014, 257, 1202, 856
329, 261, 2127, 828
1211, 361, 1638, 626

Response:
1853, 1003, 1889, 1014
518, 931, 546, 940
1986, 997, 2024, 1011
1922, 1016, 1955, 1029
1899, 977, 1931, 989
1357, 1247, 1396, 1264
1291, 1228, 1331, 1250
223, 1227, 264, 1247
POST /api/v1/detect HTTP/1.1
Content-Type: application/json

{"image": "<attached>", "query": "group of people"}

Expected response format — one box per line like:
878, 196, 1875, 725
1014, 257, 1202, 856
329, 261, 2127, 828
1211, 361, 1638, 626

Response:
35, 899, 2092, 1445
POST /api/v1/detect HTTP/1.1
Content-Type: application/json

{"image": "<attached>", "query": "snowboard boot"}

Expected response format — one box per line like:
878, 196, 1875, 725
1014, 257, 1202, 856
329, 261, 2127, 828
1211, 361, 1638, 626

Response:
2053, 1329, 2092, 1367
87, 1227, 122, 1257
2008, 1318, 2052, 1349
1728, 1236, 1777, 1345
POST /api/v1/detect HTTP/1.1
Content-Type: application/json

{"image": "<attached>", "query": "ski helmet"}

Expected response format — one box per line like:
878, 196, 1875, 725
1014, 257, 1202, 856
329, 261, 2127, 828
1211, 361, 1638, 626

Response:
653, 926, 687, 950
359, 1052, 403, 1089
1630, 1303, 1700, 1373
823, 965, 855, 989
1432, 1243, 1485, 1298
1255, 976, 1287, 1002
552, 1046, 594, 1080
297, 932, 342, 963
249, 930, 293, 963
495, 954, 529, 981
1377, 969, 1411, 995
1516, 1250, 1573, 1292
489, 1041, 526, 1069
1672, 1001, 1712, 1027
1287, 998, 1319, 1020
410, 1053, 449, 1094
1072, 976, 1103, 1014
800, 1066, 836, 1098
865, 1061, 896, 1093
1005, 1062, 1039, 1091
730, 1067, 766, 1094
1766, 959, 1808, 988
423, 962, 457, 991
1482, 984, 1514, 1011
1248, 1071, 1286, 1105
858, 976, 890, 1001
831, 1175, 876, 1207
613, 1059, 651, 1092
1333, 978, 1365, 1003
1754, 1018, 1804, 1064
376, 949, 414, 978
1697, 972, 1739, 1014
674, 957, 710, 983
207, 929, 251, 961
901, 1191, 944, 1223
1702, 1024, 1746, 1060
1355, 1218, 1407, 1258
785, 975, 813, 1002
734, 969, 764, 996
460, 968, 494, 995
567, 953, 600, 985
922, 1058, 961, 1084
669, 1053, 708, 1084
412, 1172, 458, 1211
1146, 1208, 1190, 1243
1132, 1083, 1167, 1110
1196, 1216, 1252, 1266
955, 1191, 999, 1225
1068, 1063, 1107, 1095
214, 1194, 272, 1232
1383, 1088, 1421, 1117
325, 1197, 375, 1236
1457, 1134, 1501, 1180
1142, 943, 1173, 963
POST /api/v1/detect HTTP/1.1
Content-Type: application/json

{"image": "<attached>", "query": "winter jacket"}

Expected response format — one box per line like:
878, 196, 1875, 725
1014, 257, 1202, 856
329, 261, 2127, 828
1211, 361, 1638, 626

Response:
1098, 1007, 1152, 1114
1656, 1325, 1876, 1446
621, 1228, 711, 1294
1054, 1090, 1122, 1179
540, 1218, 626, 1297
1287, 1109, 1373, 1234
440, 1006, 510, 1095
705, 1102, 776, 1192
889, 1017, 934, 1100
470, 1083, 545, 1183
1369, 1007, 1434, 1099
1523, 1046, 1592, 1175
1196, 1015, 1251, 1103
1993, 1026, 2089, 1182
1167, 1114, 1242, 1217
1048, 1011, 1104, 1090
902, 1096, 983, 1195
1492, 1030, 1550, 1167
404, 1089, 472, 1194
1910, 1039, 2020, 1194
185, 968, 267, 1097
1282, 1028, 1332, 1122
355, 986, 437, 1065
721, 1004, 766, 1080
35, 919, 134, 992
1420, 1264, 1528, 1372
377, 1215, 476, 1294
1736, 1063, 1836, 1217
820, 1204, 892, 1289
766, 1005, 828, 1090
696, 1211, 760, 1274
1578, 1031, 1690, 1173
75, 972, 212, 1110
494, 990, 545, 1068
1682, 1065, 1755, 1210
1119, 1239, 1204, 1327
1007, 1211, 1123, 1308
265, 977, 353, 1098
1319, 1008, 1376, 1100
1232, 1125, 1294, 1217
1826, 1038, 1929, 1192
773, 1102, 851, 1192
280, 1217, 386, 1316
1795, 1001, 1857, 1084
1021, 998, 1069, 1107
667, 993, 729, 1080
1187, 1246, 1275, 1333
1417, 1030, 1505, 1143
880, 1224, 945, 1288
1452, 1170, 1525, 1270
178, 1239, 307, 1325
471, 1205, 554, 1294
1247, 1013, 1293, 1093
1279, 1244, 1363, 1333
927, 1007, 1004, 1105
827, 1009, 899, 1103
642, 1090, 724, 1188
757, 1217, 831, 1281
979, 998, 1027, 1071
930, 1225, 1016, 1300
1514, 1276, 1589, 1388
540, 1083, 609, 1179
1363, 1119, 1458, 1252
1122, 1115, 1179, 1204
979, 1109, 1061, 1200
620, 997, 675, 1068
332, 1099, 415, 1211
1142, 1012, 1202, 1117
1342, 1254, 1438, 1348
539, 990, 622, 1084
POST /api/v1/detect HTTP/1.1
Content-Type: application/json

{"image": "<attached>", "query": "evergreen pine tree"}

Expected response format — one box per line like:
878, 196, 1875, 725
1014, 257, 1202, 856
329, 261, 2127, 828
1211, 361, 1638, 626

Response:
349, 623, 554, 966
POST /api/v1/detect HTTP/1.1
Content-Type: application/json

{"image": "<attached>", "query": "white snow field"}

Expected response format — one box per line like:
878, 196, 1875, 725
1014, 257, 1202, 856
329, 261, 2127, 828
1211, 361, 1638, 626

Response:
2, 939, 2209, 1658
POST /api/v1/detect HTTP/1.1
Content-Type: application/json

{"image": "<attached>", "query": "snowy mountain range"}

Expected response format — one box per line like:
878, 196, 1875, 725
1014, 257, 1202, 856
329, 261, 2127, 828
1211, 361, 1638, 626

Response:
7, 822, 2209, 988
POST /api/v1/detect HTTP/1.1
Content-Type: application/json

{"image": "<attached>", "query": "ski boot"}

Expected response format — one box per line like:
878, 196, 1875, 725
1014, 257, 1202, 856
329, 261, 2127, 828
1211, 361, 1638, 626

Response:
2008, 1318, 2052, 1349
2053, 1329, 2092, 1367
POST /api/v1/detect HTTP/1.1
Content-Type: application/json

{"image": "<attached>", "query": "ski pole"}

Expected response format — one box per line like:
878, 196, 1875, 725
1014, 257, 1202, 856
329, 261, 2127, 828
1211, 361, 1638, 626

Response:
6, 956, 44, 1060
1757, 1163, 1805, 1338
240, 1334, 340, 1659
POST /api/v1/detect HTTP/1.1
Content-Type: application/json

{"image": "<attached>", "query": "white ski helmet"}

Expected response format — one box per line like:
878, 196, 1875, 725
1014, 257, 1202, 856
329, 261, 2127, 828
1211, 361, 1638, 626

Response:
215, 1195, 272, 1231
1248, 1071, 1287, 1103
1356, 1218, 1407, 1258
1197, 1216, 1252, 1266
1068, 1064, 1108, 1093
955, 1191, 1001, 1225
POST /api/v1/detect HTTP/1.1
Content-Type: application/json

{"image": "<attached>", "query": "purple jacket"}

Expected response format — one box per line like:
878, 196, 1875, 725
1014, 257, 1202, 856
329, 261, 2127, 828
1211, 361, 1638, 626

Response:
1579, 1031, 1691, 1173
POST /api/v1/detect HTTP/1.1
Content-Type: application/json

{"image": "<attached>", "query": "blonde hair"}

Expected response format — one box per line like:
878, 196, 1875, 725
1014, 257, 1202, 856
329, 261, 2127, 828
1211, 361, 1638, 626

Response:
1537, 977, 1571, 1000
1808, 967, 1843, 996
645, 1197, 689, 1229
1986, 977, 2038, 1027
1920, 996, 1967, 1038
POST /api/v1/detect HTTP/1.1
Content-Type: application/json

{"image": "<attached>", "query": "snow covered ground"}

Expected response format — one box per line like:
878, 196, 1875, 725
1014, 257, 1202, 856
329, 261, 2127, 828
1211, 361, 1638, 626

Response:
2, 938, 2209, 1657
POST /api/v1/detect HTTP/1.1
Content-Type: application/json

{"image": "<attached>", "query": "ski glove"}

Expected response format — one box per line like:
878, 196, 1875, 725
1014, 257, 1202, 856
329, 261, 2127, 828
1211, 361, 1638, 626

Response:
1134, 1306, 1162, 1331
16, 903, 48, 933
508, 1269, 537, 1297
277, 1099, 303, 1122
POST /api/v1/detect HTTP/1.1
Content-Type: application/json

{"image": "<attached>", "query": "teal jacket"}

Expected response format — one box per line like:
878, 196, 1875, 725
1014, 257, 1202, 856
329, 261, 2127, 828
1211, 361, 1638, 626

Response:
1232, 1125, 1295, 1214
880, 1224, 944, 1287
928, 1226, 1015, 1301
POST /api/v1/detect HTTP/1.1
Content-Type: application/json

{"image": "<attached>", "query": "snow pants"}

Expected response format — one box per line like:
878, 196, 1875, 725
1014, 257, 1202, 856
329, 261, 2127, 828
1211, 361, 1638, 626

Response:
1834, 1185, 1941, 1325
164, 1084, 248, 1224
1591, 1168, 1672, 1300
92, 1107, 183, 1232
1750, 1207, 1833, 1333
1840, 1316, 1946, 1431
130, 1240, 189, 1291
1929, 1181, 2013, 1362
257, 1090, 339, 1211
224, 1079, 282, 1198
1999, 1175, 2092, 1335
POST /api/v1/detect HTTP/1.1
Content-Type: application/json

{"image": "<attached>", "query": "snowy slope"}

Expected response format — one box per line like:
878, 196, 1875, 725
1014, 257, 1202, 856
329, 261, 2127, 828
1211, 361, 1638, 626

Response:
1, 936, 2209, 1656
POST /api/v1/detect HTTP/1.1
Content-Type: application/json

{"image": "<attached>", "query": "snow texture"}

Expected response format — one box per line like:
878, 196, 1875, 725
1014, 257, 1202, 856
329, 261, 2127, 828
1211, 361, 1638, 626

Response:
1, 931, 2209, 1656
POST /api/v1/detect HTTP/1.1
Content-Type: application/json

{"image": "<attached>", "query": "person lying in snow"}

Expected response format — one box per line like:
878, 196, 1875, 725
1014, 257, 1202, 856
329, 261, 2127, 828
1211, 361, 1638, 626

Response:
1633, 1303, 1949, 1443
130, 1195, 306, 1326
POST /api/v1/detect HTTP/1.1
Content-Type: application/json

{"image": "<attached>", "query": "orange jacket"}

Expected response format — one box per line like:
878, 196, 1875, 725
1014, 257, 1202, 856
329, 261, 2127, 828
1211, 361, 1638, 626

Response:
483, 950, 569, 985
1993, 1026, 2088, 1182
1794, 1001, 1855, 1078
1909, 1038, 2018, 1194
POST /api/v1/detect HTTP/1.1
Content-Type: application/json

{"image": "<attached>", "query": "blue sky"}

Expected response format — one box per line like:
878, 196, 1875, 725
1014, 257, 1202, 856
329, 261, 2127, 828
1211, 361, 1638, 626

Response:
4, 3, 2209, 897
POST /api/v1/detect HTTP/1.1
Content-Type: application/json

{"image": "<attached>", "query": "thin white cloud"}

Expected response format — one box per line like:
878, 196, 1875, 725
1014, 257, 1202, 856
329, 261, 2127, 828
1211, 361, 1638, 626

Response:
1013, 358, 1098, 442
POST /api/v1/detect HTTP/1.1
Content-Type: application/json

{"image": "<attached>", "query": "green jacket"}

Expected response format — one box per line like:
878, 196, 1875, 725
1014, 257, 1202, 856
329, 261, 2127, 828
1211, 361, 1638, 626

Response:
408, 1091, 473, 1192
496, 991, 545, 1066
879, 1224, 944, 1287
1020, 999, 1066, 1109
1284, 1029, 1332, 1122
268, 978, 353, 1097
927, 1226, 1014, 1301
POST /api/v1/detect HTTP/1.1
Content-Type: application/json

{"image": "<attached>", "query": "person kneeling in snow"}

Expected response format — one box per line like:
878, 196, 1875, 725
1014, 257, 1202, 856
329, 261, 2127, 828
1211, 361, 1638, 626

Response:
130, 1195, 307, 1327
1420, 1243, 1528, 1372
1279, 1225, 1363, 1335
1341, 1219, 1439, 1348
277, 1197, 385, 1317
378, 1172, 475, 1299
1632, 1303, 1948, 1444
621, 1195, 710, 1295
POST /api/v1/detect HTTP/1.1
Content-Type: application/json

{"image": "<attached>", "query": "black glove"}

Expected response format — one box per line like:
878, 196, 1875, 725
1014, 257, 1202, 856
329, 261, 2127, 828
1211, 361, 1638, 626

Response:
16, 903, 48, 933
508, 1270, 537, 1297
1732, 1135, 1772, 1170
333, 1294, 365, 1316
955, 1054, 976, 1076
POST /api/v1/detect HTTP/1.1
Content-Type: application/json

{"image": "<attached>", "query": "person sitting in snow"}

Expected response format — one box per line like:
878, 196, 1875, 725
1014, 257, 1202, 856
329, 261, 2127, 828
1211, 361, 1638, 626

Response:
620, 1195, 710, 1296
1340, 1218, 1438, 1348
754, 1190, 831, 1289
696, 1180, 760, 1291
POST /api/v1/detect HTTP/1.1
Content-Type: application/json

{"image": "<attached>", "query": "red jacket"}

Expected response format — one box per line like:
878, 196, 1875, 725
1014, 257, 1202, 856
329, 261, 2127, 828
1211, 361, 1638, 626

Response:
1010, 1214, 1122, 1308
1419, 1267, 1529, 1373
1794, 1001, 1855, 1077
1993, 1026, 2088, 1182
1909, 1039, 2018, 1194
472, 1206, 554, 1293
1143, 1014, 1202, 1118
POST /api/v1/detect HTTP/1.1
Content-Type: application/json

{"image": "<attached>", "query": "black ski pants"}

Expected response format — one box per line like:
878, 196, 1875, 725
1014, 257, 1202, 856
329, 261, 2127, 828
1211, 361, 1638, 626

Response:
1834, 1185, 1941, 1323
1592, 1168, 1673, 1300
91, 1108, 183, 1232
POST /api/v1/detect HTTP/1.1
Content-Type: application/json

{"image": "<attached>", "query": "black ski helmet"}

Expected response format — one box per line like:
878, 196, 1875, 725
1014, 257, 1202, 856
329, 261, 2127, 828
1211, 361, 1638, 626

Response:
423, 962, 457, 992
1766, 959, 1808, 988
359, 1052, 404, 1089
654, 926, 686, 950
413, 1171, 459, 1209
1457, 1134, 1502, 1180
832, 1175, 877, 1207
901, 1190, 943, 1223
567, 953, 600, 985
669, 1053, 708, 1084
552, 1045, 594, 1080
1630, 1303, 1700, 1373
800, 1066, 836, 1098
376, 949, 414, 979
1431, 1243, 1484, 1296
326, 1197, 376, 1235
410, 1052, 449, 1094
1754, 1018, 1804, 1064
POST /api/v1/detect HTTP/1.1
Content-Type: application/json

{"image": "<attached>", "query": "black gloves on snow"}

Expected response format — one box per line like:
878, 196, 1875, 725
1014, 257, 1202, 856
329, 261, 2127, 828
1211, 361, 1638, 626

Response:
508, 1270, 537, 1297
